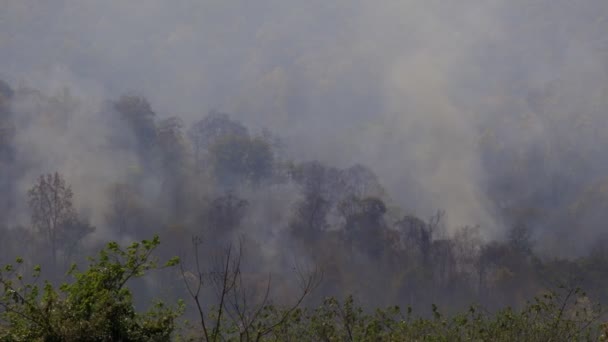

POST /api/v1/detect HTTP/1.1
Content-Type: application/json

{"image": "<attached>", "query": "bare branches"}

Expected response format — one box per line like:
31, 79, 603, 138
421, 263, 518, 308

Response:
254, 264, 322, 341
211, 242, 240, 341
179, 235, 322, 341
179, 236, 210, 342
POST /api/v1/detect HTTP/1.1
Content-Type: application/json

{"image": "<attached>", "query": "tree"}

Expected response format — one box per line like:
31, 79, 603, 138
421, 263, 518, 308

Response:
431, 239, 456, 289
289, 161, 338, 195
202, 193, 248, 238
179, 237, 322, 341
209, 136, 274, 189
0, 225, 34, 267
288, 191, 330, 242
0, 236, 182, 341
338, 196, 388, 258
113, 94, 157, 159
396, 215, 432, 265
157, 117, 188, 167
157, 117, 192, 217
0, 79, 14, 155
338, 164, 385, 199
105, 183, 140, 236
0, 79, 15, 219
27, 173, 94, 268
189, 111, 249, 170
61, 218, 96, 263
287, 161, 334, 242
508, 223, 534, 255
395, 211, 445, 267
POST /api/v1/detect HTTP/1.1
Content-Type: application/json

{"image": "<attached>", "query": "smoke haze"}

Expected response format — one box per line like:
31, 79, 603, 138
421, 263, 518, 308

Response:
2, 1, 608, 257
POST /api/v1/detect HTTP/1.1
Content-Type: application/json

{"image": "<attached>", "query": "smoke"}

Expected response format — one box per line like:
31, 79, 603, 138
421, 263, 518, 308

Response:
7, 67, 138, 239
2, 0, 608, 251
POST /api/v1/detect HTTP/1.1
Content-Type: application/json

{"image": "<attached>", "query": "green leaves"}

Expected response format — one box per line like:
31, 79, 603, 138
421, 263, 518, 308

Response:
165, 256, 181, 268
250, 288, 603, 341
0, 236, 182, 341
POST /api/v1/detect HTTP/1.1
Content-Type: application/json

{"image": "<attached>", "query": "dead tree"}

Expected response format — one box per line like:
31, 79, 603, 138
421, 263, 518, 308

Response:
180, 236, 322, 341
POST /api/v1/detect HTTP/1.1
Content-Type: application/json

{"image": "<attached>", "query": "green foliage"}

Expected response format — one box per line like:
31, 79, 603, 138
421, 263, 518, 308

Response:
0, 236, 182, 341
198, 289, 605, 341
170, 286, 606, 341
250, 288, 604, 342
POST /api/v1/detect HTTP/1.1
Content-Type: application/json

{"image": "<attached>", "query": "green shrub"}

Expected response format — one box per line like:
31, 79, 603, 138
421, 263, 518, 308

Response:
0, 236, 182, 342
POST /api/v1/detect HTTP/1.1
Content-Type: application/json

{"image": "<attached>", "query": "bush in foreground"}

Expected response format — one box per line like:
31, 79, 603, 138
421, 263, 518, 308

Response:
0, 236, 182, 341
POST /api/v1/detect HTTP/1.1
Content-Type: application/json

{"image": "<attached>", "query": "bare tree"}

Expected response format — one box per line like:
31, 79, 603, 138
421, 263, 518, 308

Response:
180, 236, 322, 341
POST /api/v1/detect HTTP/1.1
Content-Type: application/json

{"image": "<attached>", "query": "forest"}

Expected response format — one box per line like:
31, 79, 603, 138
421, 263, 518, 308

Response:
1, 79, 608, 340
2, 0, 608, 340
